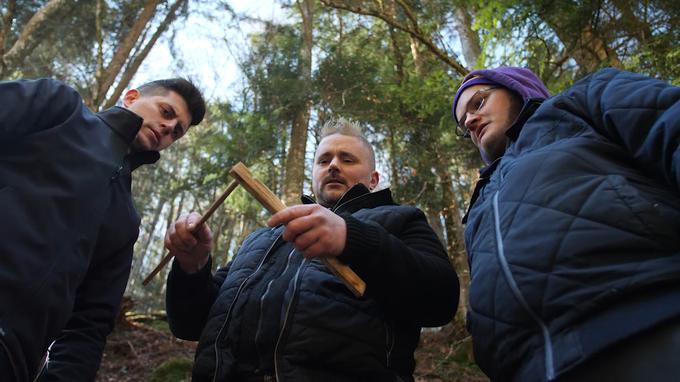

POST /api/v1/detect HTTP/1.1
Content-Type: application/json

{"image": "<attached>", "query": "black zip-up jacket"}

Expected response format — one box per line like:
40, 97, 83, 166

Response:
166, 184, 459, 381
0, 78, 158, 381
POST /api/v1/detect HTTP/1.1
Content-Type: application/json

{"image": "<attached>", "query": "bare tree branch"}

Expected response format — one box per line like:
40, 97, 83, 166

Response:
1, 0, 70, 77
90, 0, 163, 107
319, 0, 468, 76
0, 0, 17, 55
102, 0, 187, 109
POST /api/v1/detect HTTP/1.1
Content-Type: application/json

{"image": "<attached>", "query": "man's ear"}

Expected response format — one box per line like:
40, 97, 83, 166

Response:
368, 170, 379, 191
122, 89, 140, 107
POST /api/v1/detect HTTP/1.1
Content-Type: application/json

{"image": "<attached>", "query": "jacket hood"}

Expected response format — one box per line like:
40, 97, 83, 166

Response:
452, 67, 550, 125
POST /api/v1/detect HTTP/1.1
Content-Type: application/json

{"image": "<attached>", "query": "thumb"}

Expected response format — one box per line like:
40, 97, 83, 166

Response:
196, 223, 213, 243
187, 212, 203, 231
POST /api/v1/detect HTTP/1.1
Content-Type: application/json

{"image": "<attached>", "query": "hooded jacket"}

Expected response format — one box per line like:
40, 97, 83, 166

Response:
462, 68, 680, 381
0, 78, 157, 381
166, 184, 460, 382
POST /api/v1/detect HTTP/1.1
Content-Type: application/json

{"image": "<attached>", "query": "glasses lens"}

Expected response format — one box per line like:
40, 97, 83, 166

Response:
457, 122, 470, 137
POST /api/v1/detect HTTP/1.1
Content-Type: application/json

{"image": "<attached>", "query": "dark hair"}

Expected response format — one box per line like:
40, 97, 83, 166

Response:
505, 87, 524, 125
137, 78, 206, 126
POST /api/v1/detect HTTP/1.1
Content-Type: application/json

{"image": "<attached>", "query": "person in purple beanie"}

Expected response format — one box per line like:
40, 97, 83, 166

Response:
453, 67, 680, 382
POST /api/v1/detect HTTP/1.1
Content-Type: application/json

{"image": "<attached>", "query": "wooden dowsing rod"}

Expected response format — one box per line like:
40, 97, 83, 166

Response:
142, 179, 239, 286
229, 162, 366, 297
143, 162, 367, 297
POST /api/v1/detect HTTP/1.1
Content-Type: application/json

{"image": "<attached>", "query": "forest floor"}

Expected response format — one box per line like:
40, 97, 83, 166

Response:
96, 311, 488, 382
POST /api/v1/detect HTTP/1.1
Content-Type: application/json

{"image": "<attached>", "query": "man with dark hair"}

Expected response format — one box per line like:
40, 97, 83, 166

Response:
163, 118, 459, 381
452, 67, 680, 381
0, 77, 205, 381
137, 78, 206, 127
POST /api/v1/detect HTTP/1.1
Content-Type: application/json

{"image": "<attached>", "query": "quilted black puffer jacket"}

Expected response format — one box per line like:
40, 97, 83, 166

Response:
464, 68, 680, 381
167, 185, 459, 382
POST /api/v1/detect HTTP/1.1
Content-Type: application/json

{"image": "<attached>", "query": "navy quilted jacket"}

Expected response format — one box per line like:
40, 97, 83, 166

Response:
166, 184, 459, 382
464, 68, 680, 381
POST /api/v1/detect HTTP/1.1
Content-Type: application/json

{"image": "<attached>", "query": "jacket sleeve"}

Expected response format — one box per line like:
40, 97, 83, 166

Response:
560, 68, 680, 191
337, 209, 459, 327
37, 238, 135, 381
166, 257, 231, 340
0, 78, 82, 142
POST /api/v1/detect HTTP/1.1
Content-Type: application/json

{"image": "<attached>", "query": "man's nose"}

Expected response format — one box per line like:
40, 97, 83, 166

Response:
160, 119, 178, 135
328, 157, 340, 172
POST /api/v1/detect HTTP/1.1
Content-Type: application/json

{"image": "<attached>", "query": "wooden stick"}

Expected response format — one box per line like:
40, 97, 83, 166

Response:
142, 179, 239, 286
229, 162, 367, 297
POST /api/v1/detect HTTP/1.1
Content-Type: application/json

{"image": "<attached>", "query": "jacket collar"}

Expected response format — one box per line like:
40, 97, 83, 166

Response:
97, 106, 143, 143
302, 183, 396, 214
97, 106, 160, 172
505, 98, 544, 142
127, 151, 160, 171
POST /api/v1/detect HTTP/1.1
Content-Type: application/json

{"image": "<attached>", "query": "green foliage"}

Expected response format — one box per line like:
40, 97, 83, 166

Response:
150, 357, 193, 382
471, 0, 680, 88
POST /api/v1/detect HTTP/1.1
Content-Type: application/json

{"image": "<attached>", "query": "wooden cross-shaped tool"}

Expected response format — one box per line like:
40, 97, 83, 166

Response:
143, 162, 367, 297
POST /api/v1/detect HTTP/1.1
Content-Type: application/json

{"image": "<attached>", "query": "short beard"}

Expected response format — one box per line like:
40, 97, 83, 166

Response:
316, 192, 336, 208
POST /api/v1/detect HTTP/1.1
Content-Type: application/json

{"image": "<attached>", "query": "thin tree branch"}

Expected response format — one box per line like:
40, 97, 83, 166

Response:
1, 0, 70, 77
102, 0, 187, 109
92, 0, 163, 107
319, 0, 469, 76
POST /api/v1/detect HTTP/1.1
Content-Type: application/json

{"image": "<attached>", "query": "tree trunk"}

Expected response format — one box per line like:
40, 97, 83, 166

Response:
425, 207, 445, 245
436, 162, 469, 323
141, 196, 167, 257
130, 196, 166, 285
101, 0, 186, 109
319, 0, 469, 76
89, 0, 163, 108
409, 35, 425, 78
0, 0, 17, 58
283, 0, 314, 206
453, 8, 481, 68
0, 0, 71, 78
386, 125, 400, 199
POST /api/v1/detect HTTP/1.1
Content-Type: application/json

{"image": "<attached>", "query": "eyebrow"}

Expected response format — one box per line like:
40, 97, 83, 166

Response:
165, 104, 187, 134
458, 87, 497, 123
316, 150, 360, 161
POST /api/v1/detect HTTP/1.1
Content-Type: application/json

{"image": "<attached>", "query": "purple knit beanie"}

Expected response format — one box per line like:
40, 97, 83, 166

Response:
452, 67, 550, 125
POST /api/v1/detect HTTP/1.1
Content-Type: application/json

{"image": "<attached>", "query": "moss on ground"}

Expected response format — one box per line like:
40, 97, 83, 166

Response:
150, 357, 193, 382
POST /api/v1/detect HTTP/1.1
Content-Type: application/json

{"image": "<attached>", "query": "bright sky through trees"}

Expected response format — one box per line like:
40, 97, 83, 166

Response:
135, 0, 288, 101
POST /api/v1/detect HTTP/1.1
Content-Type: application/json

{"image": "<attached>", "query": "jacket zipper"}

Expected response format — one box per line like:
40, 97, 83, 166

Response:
217, 187, 373, 381
384, 320, 395, 368
491, 191, 555, 380
254, 248, 296, 366
212, 233, 283, 382
273, 256, 308, 382
0, 337, 20, 381
331, 189, 372, 214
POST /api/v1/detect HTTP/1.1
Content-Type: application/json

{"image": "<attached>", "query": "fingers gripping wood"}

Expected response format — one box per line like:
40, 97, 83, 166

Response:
229, 162, 366, 297
144, 162, 367, 298
142, 179, 239, 286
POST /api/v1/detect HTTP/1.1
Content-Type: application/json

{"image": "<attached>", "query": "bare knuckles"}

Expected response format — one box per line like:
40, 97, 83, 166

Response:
165, 212, 213, 274
271, 205, 347, 258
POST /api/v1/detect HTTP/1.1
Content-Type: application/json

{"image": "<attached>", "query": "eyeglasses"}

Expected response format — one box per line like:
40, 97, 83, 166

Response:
456, 86, 500, 138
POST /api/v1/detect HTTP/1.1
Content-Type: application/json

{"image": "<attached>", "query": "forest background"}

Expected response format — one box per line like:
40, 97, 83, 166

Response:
2, 0, 679, 380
